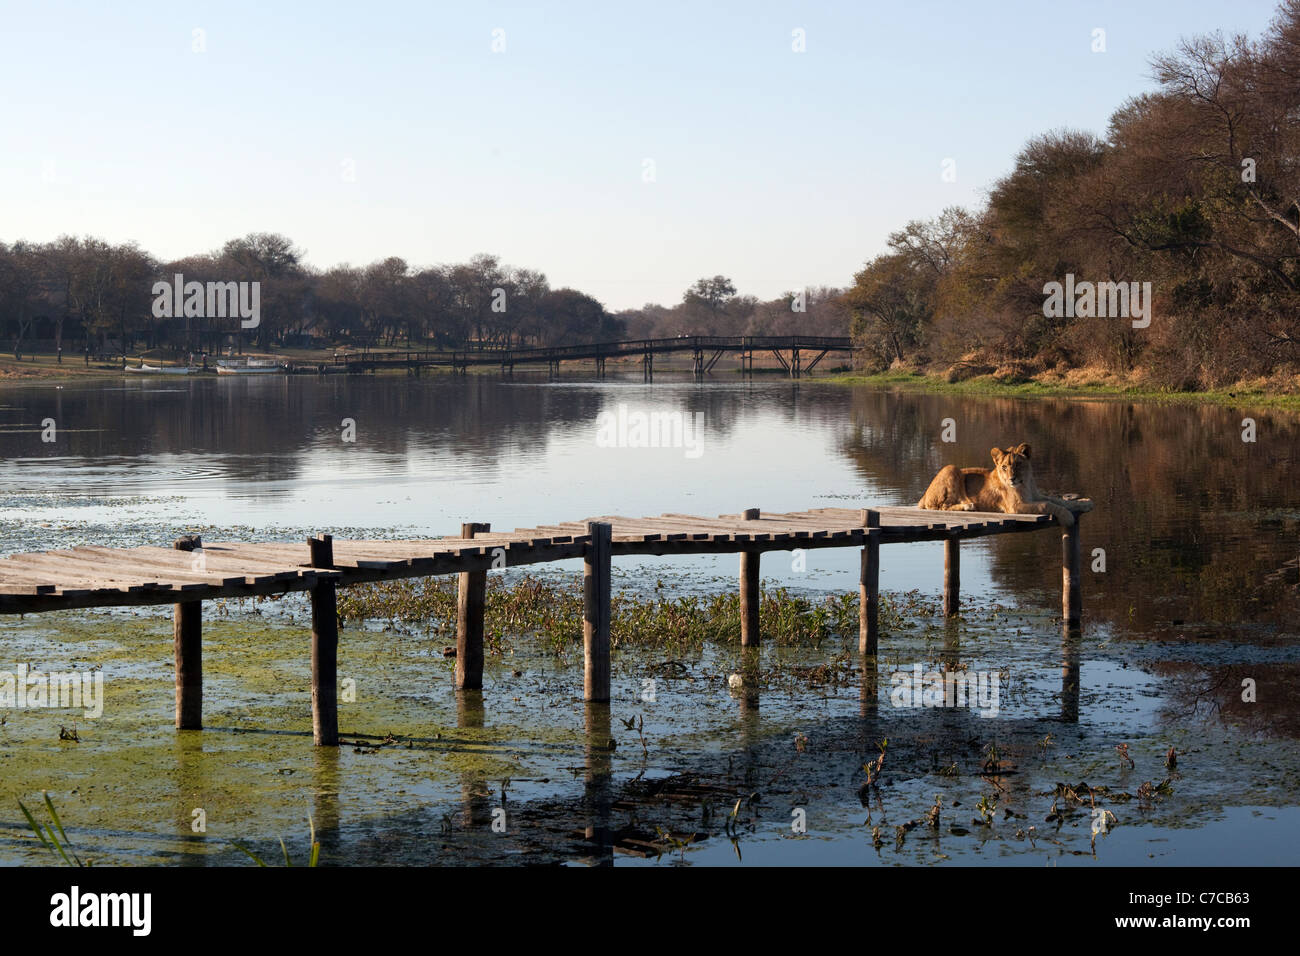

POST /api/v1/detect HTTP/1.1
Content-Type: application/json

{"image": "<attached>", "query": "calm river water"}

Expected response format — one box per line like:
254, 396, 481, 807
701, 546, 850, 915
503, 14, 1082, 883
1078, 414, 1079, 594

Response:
0, 373, 1296, 866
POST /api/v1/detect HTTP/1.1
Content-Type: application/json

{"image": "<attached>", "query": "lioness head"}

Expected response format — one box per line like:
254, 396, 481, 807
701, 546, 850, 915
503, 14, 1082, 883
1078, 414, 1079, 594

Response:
990, 443, 1032, 491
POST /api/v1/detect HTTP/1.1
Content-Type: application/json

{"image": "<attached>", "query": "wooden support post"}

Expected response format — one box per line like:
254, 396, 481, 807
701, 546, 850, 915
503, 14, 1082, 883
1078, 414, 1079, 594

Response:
584, 521, 612, 702
308, 534, 339, 747
739, 507, 761, 646
858, 509, 880, 656
1062, 515, 1082, 625
456, 522, 490, 690
943, 536, 960, 616
172, 535, 203, 730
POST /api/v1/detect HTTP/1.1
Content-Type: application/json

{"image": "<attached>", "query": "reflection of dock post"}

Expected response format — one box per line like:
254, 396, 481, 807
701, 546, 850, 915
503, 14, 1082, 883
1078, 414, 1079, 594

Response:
457, 690, 491, 828
858, 510, 880, 656
943, 536, 960, 616
456, 522, 490, 690
312, 745, 342, 857
858, 657, 878, 717
734, 645, 762, 743
941, 617, 961, 669
172, 535, 203, 730
1062, 517, 1082, 625
739, 508, 761, 646
583, 703, 614, 865
308, 533, 339, 746
174, 731, 207, 864
1061, 623, 1081, 723
584, 522, 612, 702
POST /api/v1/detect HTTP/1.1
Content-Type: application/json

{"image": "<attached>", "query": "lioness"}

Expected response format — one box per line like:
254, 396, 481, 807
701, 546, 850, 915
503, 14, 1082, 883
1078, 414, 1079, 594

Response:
917, 443, 1090, 527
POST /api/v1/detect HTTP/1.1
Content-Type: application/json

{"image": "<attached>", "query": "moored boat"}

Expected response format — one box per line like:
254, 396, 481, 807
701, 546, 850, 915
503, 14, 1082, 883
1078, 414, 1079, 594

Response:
126, 363, 200, 375
216, 359, 287, 375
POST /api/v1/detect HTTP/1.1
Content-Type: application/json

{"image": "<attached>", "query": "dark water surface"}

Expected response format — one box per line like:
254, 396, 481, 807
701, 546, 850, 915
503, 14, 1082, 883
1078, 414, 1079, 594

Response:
0, 373, 1296, 866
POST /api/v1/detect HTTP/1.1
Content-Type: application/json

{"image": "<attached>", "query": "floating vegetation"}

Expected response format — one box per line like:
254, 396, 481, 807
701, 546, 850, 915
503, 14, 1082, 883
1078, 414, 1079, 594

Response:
337, 574, 919, 655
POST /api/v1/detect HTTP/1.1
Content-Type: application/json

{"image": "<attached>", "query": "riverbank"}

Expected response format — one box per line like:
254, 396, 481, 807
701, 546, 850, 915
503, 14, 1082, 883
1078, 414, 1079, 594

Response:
6, 347, 1300, 411
823, 368, 1300, 411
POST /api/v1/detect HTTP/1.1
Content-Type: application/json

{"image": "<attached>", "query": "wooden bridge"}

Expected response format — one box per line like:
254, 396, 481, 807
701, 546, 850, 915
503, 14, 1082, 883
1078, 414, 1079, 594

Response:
0, 503, 1090, 745
330, 335, 854, 378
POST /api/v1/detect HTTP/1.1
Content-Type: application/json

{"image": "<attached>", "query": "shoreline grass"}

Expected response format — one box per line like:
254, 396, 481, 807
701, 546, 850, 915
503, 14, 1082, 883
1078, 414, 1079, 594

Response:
820, 368, 1300, 411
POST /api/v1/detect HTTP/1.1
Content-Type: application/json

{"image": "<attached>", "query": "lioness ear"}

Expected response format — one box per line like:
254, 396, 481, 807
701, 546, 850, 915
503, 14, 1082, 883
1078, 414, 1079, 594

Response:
990, 447, 1004, 464
1015, 443, 1032, 458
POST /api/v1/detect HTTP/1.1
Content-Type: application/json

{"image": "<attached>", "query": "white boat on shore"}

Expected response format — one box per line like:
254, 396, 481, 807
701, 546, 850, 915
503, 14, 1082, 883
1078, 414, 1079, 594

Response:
216, 359, 287, 375
126, 363, 200, 375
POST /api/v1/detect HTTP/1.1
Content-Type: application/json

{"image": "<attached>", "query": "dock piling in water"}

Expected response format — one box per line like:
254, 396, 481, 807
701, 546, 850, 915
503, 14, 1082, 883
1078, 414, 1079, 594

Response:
858, 509, 880, 656
943, 536, 960, 616
1062, 517, 1082, 624
584, 521, 612, 702
172, 535, 203, 730
739, 508, 761, 646
456, 522, 491, 690
309, 533, 339, 747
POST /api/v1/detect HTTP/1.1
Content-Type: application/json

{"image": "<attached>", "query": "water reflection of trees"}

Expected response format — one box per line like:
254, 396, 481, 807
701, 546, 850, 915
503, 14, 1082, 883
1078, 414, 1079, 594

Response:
838, 388, 1300, 635
0, 373, 773, 484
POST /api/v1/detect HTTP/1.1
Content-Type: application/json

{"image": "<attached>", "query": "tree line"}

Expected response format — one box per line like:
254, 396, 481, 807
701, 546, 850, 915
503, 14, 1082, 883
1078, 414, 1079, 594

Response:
845, 0, 1300, 389
0, 236, 630, 357
0, 234, 847, 358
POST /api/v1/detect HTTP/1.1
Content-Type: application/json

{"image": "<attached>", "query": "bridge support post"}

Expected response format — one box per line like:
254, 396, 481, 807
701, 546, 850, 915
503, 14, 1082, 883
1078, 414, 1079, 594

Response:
792, 348, 801, 379
172, 535, 203, 730
858, 510, 880, 655
1062, 516, 1082, 625
456, 522, 491, 690
308, 534, 339, 746
739, 508, 761, 646
943, 536, 960, 616
584, 521, 612, 702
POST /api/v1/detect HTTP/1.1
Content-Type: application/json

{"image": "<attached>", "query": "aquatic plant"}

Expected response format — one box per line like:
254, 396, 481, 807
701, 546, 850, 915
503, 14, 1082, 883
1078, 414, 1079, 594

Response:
229, 814, 321, 867
18, 792, 85, 866
337, 574, 912, 655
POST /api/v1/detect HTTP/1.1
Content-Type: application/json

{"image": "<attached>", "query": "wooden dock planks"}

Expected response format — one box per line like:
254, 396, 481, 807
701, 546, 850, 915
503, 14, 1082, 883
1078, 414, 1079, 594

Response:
0, 504, 1082, 614
0, 501, 1091, 747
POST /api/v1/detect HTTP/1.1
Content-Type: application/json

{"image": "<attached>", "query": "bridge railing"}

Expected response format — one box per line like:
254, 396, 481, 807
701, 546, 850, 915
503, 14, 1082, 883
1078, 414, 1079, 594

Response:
331, 335, 854, 366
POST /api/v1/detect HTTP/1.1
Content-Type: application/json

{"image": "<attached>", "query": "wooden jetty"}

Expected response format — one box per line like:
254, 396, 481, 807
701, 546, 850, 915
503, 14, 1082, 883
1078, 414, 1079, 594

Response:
0, 503, 1089, 745
331, 334, 853, 378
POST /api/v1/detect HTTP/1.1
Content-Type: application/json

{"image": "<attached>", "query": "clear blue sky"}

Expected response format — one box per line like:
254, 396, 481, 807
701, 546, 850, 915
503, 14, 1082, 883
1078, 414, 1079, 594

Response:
0, 0, 1282, 310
